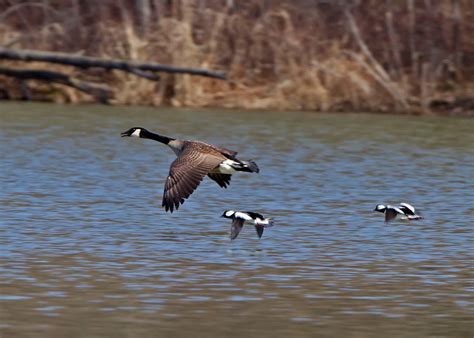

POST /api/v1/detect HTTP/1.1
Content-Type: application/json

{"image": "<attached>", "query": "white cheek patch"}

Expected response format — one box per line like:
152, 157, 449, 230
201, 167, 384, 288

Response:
225, 210, 234, 217
131, 129, 141, 137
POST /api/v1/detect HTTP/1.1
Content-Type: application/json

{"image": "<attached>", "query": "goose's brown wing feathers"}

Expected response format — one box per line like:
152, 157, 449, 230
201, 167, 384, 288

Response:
193, 141, 238, 159
207, 173, 232, 188
163, 145, 224, 212
216, 146, 238, 159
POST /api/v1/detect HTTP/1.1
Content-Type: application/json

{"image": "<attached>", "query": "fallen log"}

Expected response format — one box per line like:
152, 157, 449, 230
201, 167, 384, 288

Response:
0, 66, 112, 103
0, 48, 227, 80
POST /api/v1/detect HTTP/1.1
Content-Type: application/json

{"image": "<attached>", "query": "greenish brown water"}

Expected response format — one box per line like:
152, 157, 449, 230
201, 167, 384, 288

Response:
1, 102, 473, 337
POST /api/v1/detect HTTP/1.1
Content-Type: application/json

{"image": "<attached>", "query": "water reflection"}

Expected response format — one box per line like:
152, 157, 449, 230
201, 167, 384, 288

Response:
0, 103, 473, 337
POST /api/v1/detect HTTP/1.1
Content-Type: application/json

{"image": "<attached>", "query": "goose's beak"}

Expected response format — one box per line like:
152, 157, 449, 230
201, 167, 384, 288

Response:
121, 131, 130, 137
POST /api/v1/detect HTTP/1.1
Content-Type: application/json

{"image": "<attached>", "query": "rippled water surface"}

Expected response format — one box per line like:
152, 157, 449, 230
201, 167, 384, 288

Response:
1, 102, 473, 337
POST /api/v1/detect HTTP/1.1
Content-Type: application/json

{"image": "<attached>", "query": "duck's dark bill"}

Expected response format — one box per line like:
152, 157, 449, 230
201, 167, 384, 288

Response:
121, 131, 130, 137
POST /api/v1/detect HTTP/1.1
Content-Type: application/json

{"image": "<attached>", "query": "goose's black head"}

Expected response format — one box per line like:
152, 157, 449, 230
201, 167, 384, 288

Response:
221, 210, 235, 219
121, 127, 147, 138
374, 204, 387, 213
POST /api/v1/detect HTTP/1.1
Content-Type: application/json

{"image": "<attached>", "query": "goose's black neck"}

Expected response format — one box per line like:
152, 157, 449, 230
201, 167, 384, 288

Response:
142, 129, 173, 144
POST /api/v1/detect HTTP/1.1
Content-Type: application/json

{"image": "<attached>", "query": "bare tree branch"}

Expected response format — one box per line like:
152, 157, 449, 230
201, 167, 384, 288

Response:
385, 5, 403, 80
0, 48, 227, 80
344, 8, 409, 110
407, 0, 418, 80
344, 51, 410, 111
0, 66, 112, 103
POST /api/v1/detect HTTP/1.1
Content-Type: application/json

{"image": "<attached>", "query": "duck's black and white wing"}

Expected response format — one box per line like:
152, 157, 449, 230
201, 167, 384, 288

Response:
162, 146, 223, 212
399, 203, 416, 216
230, 218, 245, 240
244, 211, 264, 219
400, 203, 423, 220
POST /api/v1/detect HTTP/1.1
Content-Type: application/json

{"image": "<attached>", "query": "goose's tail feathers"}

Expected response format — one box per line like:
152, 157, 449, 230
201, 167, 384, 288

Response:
241, 160, 259, 173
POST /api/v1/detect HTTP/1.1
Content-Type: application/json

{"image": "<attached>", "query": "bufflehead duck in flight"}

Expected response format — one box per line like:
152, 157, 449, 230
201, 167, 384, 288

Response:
374, 203, 422, 223
221, 210, 274, 240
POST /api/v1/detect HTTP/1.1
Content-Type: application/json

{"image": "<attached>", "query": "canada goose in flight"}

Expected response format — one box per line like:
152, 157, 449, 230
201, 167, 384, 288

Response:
121, 127, 259, 212
221, 210, 274, 240
374, 203, 422, 223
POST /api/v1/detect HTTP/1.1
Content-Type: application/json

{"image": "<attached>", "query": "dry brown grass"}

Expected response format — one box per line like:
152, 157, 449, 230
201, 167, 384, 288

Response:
0, 0, 473, 114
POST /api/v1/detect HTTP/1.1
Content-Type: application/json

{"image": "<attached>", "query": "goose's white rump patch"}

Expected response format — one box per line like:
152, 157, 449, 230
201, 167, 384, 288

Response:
216, 159, 239, 174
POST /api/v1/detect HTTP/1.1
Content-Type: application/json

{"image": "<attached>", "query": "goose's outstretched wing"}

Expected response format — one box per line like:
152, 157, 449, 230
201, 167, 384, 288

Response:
162, 146, 224, 212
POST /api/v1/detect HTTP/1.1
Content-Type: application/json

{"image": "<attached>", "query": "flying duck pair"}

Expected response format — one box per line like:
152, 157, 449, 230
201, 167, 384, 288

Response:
374, 203, 422, 223
122, 127, 272, 239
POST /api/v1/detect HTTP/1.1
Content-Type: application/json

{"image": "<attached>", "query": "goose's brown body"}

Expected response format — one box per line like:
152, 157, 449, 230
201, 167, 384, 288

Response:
121, 127, 259, 212
163, 140, 237, 212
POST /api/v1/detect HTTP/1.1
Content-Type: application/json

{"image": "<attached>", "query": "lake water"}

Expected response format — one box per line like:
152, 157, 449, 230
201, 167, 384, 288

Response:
1, 102, 473, 337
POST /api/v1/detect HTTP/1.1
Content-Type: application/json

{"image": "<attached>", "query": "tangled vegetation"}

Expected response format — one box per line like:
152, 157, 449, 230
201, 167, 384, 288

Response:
0, 0, 473, 115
